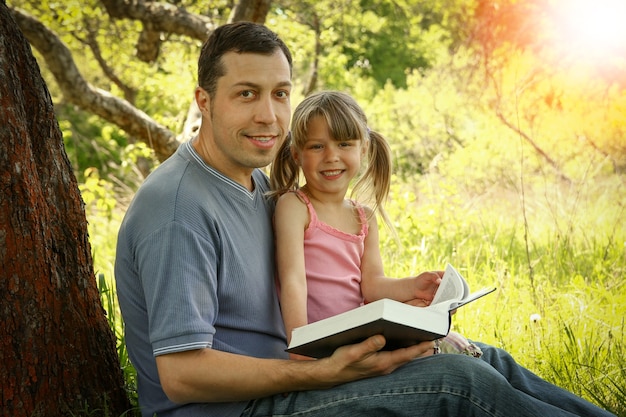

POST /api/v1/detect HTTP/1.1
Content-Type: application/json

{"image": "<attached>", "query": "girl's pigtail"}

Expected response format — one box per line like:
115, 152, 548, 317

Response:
353, 130, 395, 233
268, 133, 300, 200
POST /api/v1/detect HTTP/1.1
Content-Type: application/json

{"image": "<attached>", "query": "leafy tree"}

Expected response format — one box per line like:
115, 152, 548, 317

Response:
9, 0, 625, 191
8, 0, 273, 164
278, 0, 475, 90
8, 0, 475, 169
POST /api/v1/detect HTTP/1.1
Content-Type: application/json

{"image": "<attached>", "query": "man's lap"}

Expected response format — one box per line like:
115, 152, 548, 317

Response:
243, 354, 519, 417
242, 348, 615, 417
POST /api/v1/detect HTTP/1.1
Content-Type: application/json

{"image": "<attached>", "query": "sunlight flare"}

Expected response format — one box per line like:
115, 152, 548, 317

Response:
552, 0, 626, 59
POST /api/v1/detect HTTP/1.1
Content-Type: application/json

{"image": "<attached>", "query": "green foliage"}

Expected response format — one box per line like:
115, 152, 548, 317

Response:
98, 275, 140, 416
20, 0, 200, 166
356, 61, 486, 181
60, 106, 125, 180
82, 174, 139, 415
274, 0, 472, 90
60, 103, 154, 195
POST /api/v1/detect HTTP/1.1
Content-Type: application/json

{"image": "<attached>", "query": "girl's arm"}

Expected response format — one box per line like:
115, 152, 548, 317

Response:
274, 193, 312, 359
360, 210, 441, 304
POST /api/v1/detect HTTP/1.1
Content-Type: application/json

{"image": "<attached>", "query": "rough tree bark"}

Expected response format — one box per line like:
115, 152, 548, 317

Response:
229, 0, 271, 23
0, 2, 131, 415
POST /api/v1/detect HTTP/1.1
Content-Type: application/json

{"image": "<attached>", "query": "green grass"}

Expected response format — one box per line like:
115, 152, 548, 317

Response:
97, 274, 139, 414
378, 174, 626, 415
88, 170, 625, 416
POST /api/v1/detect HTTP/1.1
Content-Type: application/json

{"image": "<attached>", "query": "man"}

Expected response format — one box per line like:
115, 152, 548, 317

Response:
115, 21, 615, 417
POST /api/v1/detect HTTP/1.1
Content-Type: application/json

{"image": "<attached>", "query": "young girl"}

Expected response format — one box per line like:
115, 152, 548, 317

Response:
269, 91, 481, 359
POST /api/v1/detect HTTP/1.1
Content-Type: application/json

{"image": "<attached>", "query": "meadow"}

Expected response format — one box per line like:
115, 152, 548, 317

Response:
87, 162, 626, 416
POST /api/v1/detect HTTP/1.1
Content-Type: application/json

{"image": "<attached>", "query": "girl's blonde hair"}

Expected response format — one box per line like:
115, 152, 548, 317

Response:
269, 91, 393, 229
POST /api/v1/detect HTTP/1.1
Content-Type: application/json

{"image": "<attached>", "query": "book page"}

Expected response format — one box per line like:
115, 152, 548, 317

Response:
448, 287, 496, 310
430, 264, 467, 306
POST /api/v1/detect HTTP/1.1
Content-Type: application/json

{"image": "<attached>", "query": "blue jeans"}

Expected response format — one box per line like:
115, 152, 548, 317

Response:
241, 343, 615, 417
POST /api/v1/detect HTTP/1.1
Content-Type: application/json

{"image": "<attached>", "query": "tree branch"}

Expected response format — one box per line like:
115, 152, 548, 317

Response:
100, 0, 216, 42
10, 7, 179, 162
228, 0, 271, 23
302, 12, 320, 96
75, 26, 138, 103
136, 21, 163, 63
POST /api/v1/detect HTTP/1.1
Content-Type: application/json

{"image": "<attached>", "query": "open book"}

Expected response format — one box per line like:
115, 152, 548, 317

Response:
286, 264, 496, 358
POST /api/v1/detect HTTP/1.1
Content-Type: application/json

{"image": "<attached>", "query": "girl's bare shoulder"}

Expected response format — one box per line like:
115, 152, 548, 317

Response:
275, 191, 308, 217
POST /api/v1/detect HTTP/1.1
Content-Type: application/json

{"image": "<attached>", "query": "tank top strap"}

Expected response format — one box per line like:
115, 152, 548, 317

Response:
350, 200, 369, 235
293, 189, 319, 227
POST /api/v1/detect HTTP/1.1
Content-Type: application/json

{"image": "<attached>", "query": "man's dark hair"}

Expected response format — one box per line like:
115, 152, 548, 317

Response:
198, 22, 293, 98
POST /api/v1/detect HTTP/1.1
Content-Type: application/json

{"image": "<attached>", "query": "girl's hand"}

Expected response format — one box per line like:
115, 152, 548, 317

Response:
409, 270, 443, 304
404, 298, 431, 307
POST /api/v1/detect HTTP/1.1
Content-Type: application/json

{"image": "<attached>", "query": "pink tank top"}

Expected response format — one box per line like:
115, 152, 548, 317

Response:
294, 190, 369, 323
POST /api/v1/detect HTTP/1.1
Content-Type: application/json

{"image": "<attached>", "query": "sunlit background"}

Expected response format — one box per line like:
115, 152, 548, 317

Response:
548, 0, 626, 74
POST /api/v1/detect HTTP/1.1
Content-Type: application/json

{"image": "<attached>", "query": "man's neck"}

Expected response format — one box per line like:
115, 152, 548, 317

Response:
191, 135, 255, 191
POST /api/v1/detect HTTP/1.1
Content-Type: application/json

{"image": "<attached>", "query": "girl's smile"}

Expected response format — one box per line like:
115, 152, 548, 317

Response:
320, 169, 344, 178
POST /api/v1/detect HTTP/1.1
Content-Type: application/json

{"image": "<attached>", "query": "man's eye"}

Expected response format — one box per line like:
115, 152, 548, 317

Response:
241, 90, 255, 98
276, 90, 289, 99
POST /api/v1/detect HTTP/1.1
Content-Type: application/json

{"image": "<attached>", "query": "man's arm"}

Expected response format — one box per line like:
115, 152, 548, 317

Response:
156, 335, 435, 404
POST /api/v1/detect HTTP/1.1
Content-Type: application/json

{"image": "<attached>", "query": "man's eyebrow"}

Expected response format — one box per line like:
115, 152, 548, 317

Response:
232, 81, 293, 89
276, 81, 293, 88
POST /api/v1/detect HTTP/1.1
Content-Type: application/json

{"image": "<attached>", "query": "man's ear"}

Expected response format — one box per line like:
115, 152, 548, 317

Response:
195, 86, 211, 116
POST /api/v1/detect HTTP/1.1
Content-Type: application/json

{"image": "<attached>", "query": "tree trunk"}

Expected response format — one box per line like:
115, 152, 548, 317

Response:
0, 2, 131, 416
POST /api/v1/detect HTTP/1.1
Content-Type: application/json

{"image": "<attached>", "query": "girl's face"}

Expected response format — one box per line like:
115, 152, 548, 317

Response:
294, 115, 367, 196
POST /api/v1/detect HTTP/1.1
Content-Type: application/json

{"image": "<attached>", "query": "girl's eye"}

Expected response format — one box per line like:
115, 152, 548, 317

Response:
305, 143, 323, 150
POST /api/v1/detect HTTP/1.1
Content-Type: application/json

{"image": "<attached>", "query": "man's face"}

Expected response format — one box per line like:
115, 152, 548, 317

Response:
196, 50, 292, 186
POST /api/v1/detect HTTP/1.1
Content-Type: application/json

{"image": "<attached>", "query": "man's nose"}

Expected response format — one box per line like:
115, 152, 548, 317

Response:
254, 95, 278, 124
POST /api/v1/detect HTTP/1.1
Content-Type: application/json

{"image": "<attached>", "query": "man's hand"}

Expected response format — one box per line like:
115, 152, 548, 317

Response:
318, 335, 436, 385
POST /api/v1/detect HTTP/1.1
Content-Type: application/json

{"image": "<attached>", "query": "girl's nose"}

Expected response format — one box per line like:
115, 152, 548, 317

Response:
324, 145, 340, 162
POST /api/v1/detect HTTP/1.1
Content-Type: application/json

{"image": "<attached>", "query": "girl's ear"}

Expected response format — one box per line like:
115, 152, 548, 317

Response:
361, 138, 370, 159
291, 147, 301, 166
